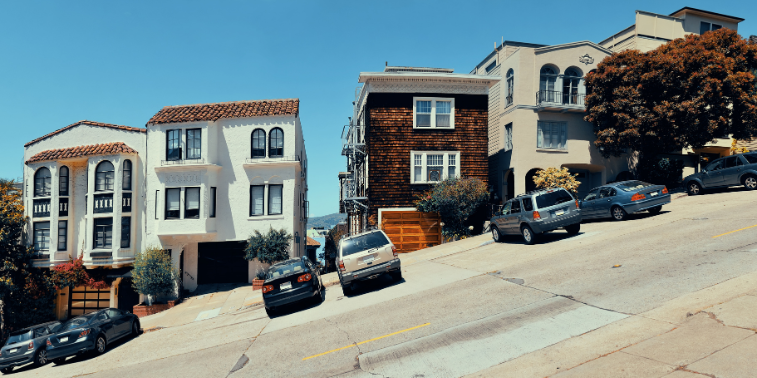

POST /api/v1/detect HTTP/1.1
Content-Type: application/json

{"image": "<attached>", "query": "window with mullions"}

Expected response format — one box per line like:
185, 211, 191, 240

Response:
700, 22, 722, 35
506, 69, 514, 106
410, 151, 461, 184
250, 185, 264, 216
269, 128, 284, 157
539, 66, 558, 102
252, 129, 266, 158
93, 218, 112, 249
268, 185, 283, 215
121, 217, 130, 248
184, 187, 200, 219
186, 129, 201, 159
166, 129, 181, 161
33, 221, 50, 253
165, 188, 180, 219
95, 161, 115, 192
413, 98, 454, 129
122, 160, 132, 190
537, 121, 567, 150
34, 167, 51, 197
59, 166, 69, 196
58, 220, 67, 251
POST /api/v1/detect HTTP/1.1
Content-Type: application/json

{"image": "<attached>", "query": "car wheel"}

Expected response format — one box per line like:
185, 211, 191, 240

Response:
687, 181, 702, 196
33, 348, 48, 367
744, 175, 757, 191
565, 223, 580, 235
611, 206, 627, 221
94, 335, 107, 355
53, 357, 66, 365
1, 367, 13, 374
391, 269, 403, 281
491, 226, 502, 242
265, 307, 276, 317
132, 321, 140, 337
521, 225, 537, 245
648, 206, 662, 214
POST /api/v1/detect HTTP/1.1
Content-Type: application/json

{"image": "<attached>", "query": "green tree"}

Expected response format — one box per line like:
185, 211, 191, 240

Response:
415, 177, 489, 239
0, 179, 55, 340
585, 28, 757, 181
132, 247, 176, 305
244, 228, 293, 265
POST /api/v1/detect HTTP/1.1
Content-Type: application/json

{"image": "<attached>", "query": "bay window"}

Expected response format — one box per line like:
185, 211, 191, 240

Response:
33, 221, 50, 253
413, 97, 455, 129
186, 129, 201, 159
93, 218, 113, 249
166, 129, 181, 161
121, 217, 131, 248
58, 220, 67, 251
410, 151, 461, 184
250, 185, 264, 216
165, 188, 180, 219
268, 185, 283, 215
184, 187, 200, 219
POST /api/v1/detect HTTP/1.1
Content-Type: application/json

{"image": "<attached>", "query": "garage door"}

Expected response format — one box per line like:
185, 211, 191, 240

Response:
69, 286, 110, 317
382, 211, 441, 253
197, 241, 249, 285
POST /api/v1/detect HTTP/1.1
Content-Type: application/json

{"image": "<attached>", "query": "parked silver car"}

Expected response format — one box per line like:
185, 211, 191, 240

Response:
580, 181, 670, 221
490, 188, 582, 245
684, 152, 757, 195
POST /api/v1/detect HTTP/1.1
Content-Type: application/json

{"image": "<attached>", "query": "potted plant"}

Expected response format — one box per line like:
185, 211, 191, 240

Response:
252, 269, 266, 291
131, 247, 179, 317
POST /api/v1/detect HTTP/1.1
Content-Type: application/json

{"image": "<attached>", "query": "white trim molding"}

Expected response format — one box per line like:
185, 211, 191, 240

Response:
410, 150, 461, 184
412, 97, 455, 129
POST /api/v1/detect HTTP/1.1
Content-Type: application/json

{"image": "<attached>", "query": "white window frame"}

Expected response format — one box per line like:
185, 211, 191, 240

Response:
410, 151, 461, 184
537, 121, 568, 150
412, 97, 455, 129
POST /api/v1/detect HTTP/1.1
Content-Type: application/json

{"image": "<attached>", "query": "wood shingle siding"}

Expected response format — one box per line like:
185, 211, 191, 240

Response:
365, 92, 489, 219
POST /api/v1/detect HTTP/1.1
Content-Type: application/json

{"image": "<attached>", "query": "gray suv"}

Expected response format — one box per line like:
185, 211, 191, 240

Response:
684, 152, 757, 195
490, 188, 582, 245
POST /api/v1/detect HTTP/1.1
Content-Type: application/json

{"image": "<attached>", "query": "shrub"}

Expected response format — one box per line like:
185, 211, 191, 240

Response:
51, 256, 108, 290
415, 177, 489, 239
245, 228, 293, 265
637, 157, 684, 188
132, 247, 177, 302
533, 167, 580, 194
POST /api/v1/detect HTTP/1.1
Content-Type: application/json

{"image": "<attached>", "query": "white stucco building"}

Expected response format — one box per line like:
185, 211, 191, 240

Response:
143, 99, 308, 291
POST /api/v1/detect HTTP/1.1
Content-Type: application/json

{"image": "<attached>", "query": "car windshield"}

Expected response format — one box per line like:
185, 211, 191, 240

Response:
59, 316, 93, 331
616, 181, 653, 192
267, 261, 306, 279
341, 232, 391, 256
534, 190, 574, 208
5, 330, 33, 345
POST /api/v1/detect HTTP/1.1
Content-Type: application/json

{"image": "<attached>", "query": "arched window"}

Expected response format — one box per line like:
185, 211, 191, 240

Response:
563, 68, 582, 105
59, 166, 69, 196
539, 66, 558, 102
122, 160, 132, 191
252, 129, 266, 158
269, 128, 284, 158
506, 69, 514, 106
95, 161, 115, 192
34, 167, 52, 197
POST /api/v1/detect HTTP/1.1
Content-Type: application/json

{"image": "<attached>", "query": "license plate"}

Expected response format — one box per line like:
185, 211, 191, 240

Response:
60, 337, 69, 342
555, 210, 565, 216
363, 256, 374, 264
650, 192, 658, 197
280, 282, 292, 291
9, 348, 17, 353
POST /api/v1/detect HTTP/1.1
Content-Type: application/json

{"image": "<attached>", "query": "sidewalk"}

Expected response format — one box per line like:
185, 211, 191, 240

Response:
468, 269, 757, 378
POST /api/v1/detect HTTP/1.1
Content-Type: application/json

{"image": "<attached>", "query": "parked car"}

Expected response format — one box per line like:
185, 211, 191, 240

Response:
684, 152, 757, 195
337, 229, 401, 295
0, 321, 61, 374
263, 256, 324, 317
45, 308, 140, 364
580, 181, 670, 221
491, 188, 581, 245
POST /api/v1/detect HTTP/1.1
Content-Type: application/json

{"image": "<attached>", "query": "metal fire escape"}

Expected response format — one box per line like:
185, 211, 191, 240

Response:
340, 86, 369, 232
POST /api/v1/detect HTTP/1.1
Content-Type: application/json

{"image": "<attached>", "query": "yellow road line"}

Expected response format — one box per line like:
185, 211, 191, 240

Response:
712, 224, 757, 238
302, 322, 430, 361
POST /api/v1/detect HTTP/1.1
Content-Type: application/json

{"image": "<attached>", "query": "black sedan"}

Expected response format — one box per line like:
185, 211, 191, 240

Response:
45, 308, 140, 364
263, 256, 324, 316
0, 321, 61, 374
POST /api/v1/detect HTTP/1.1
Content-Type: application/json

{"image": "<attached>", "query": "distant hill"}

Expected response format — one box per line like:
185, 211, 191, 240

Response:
308, 213, 346, 229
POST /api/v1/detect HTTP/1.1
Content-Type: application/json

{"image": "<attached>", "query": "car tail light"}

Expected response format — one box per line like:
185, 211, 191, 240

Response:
28, 341, 34, 350
662, 187, 668, 194
392, 245, 398, 258
338, 260, 345, 272
533, 211, 541, 220
631, 193, 646, 201
575, 200, 580, 209
298, 274, 312, 282
46, 339, 52, 347
78, 329, 91, 338
262, 285, 274, 294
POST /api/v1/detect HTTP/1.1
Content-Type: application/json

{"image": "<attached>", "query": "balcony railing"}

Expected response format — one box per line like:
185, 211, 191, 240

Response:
33, 199, 51, 218
341, 125, 365, 156
93, 193, 114, 214
244, 155, 300, 164
59, 198, 69, 217
536, 90, 585, 107
122, 192, 132, 213
160, 158, 209, 166
342, 179, 357, 200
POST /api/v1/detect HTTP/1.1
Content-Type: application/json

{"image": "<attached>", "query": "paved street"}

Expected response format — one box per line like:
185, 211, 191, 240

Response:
10, 188, 757, 378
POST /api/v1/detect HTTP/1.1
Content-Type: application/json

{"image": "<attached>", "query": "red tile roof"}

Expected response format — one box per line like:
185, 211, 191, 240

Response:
147, 99, 300, 125
25, 120, 145, 147
306, 236, 321, 247
26, 142, 137, 164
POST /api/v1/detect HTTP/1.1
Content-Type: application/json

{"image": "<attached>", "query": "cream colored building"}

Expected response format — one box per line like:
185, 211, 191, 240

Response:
472, 41, 631, 201
601, 7, 746, 176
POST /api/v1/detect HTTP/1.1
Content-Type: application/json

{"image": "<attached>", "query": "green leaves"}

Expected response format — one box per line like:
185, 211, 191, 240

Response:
132, 247, 177, 297
415, 177, 489, 239
245, 228, 293, 265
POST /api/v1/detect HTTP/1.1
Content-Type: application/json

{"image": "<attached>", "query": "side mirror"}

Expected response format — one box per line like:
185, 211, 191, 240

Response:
701, 169, 707, 174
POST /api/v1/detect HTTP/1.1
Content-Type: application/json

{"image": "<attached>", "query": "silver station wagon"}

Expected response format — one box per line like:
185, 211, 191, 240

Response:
684, 152, 757, 195
490, 188, 582, 245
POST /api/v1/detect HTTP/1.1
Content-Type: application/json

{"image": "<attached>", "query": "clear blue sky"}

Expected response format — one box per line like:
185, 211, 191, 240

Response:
1, 1, 755, 217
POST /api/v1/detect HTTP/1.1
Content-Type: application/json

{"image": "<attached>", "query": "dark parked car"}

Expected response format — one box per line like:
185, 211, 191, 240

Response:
45, 308, 140, 364
263, 256, 324, 317
0, 321, 61, 374
491, 187, 582, 245
684, 152, 757, 195
580, 181, 670, 221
